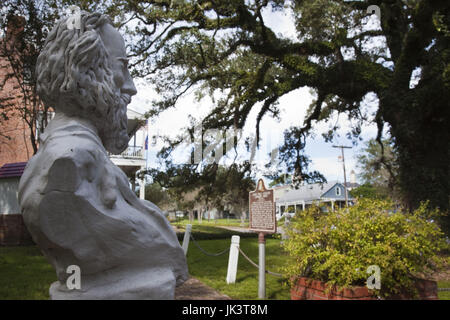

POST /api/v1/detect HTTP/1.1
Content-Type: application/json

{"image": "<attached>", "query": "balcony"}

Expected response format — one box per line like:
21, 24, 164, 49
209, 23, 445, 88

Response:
109, 146, 144, 160
108, 146, 146, 173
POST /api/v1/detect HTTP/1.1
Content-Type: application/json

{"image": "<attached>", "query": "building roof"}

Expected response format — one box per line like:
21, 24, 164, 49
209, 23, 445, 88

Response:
272, 184, 292, 190
127, 108, 145, 120
0, 162, 27, 179
344, 182, 360, 189
276, 181, 354, 204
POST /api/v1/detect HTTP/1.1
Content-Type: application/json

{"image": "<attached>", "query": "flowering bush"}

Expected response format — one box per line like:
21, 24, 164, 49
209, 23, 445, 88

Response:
281, 199, 448, 298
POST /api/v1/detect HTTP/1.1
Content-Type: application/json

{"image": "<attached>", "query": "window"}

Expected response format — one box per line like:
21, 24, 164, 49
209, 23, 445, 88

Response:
335, 187, 341, 196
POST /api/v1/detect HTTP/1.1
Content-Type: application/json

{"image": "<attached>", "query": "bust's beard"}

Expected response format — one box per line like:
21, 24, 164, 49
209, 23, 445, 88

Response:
96, 92, 131, 154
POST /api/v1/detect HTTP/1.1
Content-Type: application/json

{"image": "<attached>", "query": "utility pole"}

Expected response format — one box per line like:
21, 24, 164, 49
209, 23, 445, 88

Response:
332, 145, 352, 207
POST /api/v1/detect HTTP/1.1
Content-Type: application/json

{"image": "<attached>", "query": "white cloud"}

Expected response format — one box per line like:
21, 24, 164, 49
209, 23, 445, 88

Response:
261, 4, 298, 41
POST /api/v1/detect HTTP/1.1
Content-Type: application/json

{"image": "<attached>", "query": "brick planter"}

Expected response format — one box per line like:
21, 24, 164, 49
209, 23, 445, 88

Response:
290, 277, 438, 300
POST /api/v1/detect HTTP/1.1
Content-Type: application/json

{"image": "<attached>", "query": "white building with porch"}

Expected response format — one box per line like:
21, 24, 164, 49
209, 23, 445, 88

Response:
109, 108, 147, 199
275, 181, 355, 215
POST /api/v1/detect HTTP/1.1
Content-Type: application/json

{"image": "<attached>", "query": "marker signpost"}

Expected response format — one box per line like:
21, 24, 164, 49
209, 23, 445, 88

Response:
249, 179, 276, 299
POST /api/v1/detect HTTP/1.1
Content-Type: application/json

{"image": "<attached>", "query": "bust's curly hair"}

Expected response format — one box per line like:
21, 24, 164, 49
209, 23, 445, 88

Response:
36, 12, 131, 154
36, 12, 114, 118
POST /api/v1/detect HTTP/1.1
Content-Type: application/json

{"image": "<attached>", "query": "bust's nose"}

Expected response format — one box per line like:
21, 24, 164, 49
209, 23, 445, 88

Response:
122, 72, 137, 97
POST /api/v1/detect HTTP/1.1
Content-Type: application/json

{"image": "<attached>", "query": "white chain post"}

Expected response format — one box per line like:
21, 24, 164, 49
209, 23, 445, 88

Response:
182, 224, 192, 256
226, 235, 240, 284
258, 232, 266, 299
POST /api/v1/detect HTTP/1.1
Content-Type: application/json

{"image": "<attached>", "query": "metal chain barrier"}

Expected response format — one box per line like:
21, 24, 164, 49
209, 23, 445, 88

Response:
189, 233, 230, 257
238, 247, 283, 278
184, 226, 283, 278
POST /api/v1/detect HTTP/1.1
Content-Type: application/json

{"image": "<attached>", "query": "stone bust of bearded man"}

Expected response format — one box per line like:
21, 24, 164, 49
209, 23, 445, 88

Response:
18, 11, 188, 299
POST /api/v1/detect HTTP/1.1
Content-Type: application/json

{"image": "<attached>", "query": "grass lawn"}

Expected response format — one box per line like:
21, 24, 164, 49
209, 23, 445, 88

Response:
175, 224, 257, 241
172, 218, 248, 228
0, 225, 449, 300
0, 246, 56, 299
0, 238, 289, 300
438, 281, 450, 300
185, 237, 290, 300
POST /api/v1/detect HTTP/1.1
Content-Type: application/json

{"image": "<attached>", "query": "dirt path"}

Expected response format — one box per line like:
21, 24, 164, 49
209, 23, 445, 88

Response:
175, 277, 231, 300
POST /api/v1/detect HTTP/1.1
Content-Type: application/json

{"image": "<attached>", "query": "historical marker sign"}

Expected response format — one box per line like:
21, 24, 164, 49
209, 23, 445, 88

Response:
249, 179, 276, 234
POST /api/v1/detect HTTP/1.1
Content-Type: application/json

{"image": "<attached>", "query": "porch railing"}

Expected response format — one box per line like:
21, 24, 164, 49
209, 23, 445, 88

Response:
108, 146, 144, 159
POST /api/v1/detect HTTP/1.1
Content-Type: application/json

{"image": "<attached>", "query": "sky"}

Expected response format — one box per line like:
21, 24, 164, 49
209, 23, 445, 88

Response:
127, 5, 386, 184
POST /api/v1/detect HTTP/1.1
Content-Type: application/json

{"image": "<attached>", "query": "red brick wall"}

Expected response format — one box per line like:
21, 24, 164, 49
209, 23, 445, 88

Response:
0, 110, 34, 168
0, 214, 34, 246
291, 277, 438, 300
0, 26, 34, 244
0, 17, 35, 167
291, 277, 376, 300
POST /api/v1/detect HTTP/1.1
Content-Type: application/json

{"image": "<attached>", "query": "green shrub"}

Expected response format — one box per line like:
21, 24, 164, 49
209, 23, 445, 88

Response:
281, 198, 449, 298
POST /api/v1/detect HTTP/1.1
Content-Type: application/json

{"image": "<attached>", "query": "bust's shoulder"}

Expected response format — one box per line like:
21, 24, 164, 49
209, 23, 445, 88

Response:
41, 120, 106, 161
43, 137, 105, 166
23, 121, 108, 182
